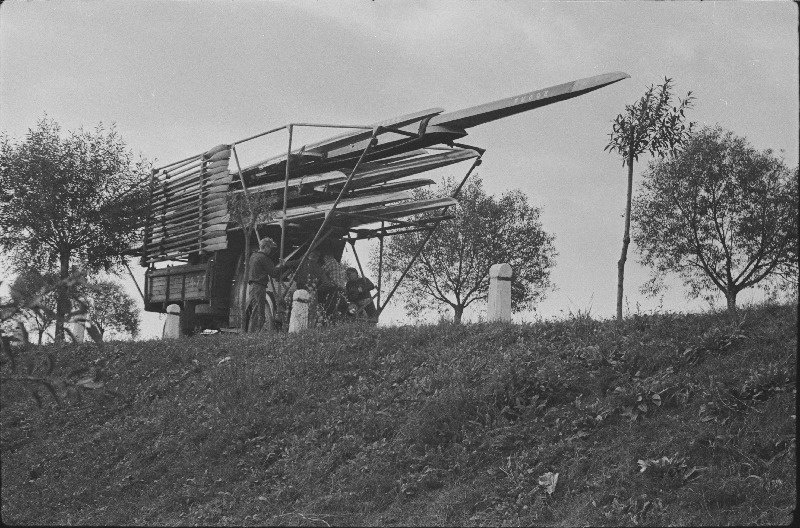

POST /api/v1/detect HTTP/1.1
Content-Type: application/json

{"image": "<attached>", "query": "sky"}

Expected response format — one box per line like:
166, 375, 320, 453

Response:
1, 0, 798, 339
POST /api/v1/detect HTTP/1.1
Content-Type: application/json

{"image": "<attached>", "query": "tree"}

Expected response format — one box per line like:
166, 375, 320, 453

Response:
632, 126, 798, 312
76, 278, 140, 340
605, 78, 695, 321
226, 191, 277, 326
0, 116, 150, 342
9, 269, 59, 345
378, 176, 556, 323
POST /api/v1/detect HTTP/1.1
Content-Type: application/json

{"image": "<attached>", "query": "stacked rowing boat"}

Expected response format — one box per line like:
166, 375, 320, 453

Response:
141, 134, 478, 264
140, 71, 632, 264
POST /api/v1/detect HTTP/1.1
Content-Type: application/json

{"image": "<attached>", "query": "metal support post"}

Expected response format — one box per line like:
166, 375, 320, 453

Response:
349, 240, 366, 278
378, 153, 483, 313
285, 126, 382, 288
377, 224, 384, 308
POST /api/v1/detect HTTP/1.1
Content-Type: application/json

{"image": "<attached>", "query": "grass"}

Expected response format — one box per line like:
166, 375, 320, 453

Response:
1, 303, 796, 526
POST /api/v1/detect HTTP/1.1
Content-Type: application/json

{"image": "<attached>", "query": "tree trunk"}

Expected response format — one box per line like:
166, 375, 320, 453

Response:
726, 290, 738, 313
54, 251, 71, 343
241, 228, 252, 331
616, 142, 636, 322
453, 305, 464, 324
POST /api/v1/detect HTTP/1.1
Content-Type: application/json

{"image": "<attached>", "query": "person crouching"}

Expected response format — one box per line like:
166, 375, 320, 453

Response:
345, 267, 378, 321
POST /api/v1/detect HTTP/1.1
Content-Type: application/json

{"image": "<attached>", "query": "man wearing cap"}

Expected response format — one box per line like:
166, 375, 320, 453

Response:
245, 237, 283, 333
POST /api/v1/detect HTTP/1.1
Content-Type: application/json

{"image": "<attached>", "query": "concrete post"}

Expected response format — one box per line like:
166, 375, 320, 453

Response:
289, 289, 309, 333
487, 263, 512, 322
163, 304, 182, 339
12, 320, 28, 345
69, 320, 85, 343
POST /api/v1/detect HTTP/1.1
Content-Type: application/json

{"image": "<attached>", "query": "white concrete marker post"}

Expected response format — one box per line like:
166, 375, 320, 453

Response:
69, 320, 85, 343
13, 320, 28, 345
163, 304, 182, 339
487, 263, 512, 322
289, 289, 310, 333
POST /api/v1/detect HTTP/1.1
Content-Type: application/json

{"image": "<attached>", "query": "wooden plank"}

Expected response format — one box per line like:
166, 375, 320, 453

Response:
150, 204, 227, 229
160, 158, 203, 180
151, 201, 228, 225
151, 184, 230, 209
156, 154, 203, 173
158, 170, 233, 197
149, 263, 208, 277
150, 223, 229, 245
153, 195, 228, 215
146, 234, 228, 259
148, 216, 230, 241
150, 233, 229, 256
149, 222, 229, 245
151, 185, 230, 209
158, 164, 229, 195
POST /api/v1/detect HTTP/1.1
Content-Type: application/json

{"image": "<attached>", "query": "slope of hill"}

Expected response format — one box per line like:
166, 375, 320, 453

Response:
1, 304, 796, 526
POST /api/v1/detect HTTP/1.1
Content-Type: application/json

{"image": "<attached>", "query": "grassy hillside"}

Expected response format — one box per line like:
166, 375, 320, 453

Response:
1, 304, 796, 526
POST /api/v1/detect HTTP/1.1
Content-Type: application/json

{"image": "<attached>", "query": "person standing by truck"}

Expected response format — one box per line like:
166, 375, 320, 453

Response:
246, 237, 283, 333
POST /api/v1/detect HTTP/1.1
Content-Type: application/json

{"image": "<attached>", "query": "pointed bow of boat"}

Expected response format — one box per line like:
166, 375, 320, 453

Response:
428, 71, 630, 131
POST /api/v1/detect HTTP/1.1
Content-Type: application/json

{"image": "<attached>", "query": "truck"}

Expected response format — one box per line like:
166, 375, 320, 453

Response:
139, 72, 629, 335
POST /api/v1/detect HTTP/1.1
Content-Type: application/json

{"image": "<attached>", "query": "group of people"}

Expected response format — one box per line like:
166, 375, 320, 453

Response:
245, 237, 377, 333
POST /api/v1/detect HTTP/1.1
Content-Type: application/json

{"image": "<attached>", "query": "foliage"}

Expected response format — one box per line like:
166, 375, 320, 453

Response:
9, 269, 59, 345
632, 126, 798, 312
0, 304, 795, 526
1, 274, 111, 410
75, 278, 140, 340
377, 176, 556, 323
0, 116, 150, 341
605, 77, 695, 321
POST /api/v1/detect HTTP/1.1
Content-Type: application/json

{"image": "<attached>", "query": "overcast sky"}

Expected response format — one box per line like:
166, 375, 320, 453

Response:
1, 1, 797, 338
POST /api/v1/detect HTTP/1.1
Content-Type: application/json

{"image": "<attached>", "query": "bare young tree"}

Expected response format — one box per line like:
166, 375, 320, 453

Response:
226, 191, 277, 325
605, 78, 694, 321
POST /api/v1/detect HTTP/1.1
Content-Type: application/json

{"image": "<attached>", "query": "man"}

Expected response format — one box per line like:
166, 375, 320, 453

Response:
345, 267, 378, 321
320, 252, 348, 315
245, 237, 283, 333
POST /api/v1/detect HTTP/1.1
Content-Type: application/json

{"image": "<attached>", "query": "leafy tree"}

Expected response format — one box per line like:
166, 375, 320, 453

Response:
9, 270, 59, 345
0, 116, 150, 342
378, 176, 556, 323
75, 278, 140, 340
605, 78, 695, 321
2, 274, 116, 409
632, 126, 798, 312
